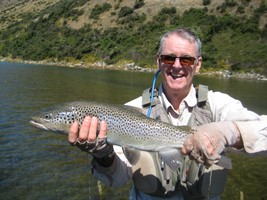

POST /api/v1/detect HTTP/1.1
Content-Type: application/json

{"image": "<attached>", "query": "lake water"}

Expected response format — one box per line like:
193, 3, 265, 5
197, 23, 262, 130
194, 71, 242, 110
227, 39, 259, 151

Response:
0, 62, 266, 199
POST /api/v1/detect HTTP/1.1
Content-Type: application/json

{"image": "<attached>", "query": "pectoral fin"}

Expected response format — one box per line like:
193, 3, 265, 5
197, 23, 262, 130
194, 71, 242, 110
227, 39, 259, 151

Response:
123, 147, 141, 165
159, 148, 184, 172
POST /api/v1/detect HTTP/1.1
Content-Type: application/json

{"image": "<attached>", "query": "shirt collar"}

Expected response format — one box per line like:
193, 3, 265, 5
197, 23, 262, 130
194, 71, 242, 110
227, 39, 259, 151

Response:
158, 84, 197, 111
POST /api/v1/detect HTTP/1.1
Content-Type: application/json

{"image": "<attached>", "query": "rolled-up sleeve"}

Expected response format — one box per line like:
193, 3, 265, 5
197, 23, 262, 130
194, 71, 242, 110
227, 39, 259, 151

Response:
208, 91, 267, 153
235, 116, 267, 153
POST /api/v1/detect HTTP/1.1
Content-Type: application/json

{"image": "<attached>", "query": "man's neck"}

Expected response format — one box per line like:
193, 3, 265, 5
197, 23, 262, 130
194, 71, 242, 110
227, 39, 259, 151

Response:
162, 85, 191, 111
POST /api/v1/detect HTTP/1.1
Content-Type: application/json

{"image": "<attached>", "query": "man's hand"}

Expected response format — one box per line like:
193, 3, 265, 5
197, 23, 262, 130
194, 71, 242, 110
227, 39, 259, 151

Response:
182, 122, 242, 166
68, 116, 113, 159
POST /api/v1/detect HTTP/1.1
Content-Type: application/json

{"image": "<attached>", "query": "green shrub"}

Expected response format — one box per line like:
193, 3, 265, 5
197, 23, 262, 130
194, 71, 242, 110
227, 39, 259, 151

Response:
89, 3, 112, 20
118, 6, 134, 18
134, 0, 145, 9
236, 5, 245, 13
203, 0, 211, 6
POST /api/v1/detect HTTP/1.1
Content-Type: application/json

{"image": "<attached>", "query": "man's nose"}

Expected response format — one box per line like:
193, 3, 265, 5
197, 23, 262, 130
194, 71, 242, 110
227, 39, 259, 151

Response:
172, 58, 183, 68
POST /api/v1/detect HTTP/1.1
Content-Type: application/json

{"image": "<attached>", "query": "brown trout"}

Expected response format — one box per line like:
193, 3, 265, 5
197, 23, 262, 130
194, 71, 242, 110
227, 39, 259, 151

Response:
30, 101, 191, 170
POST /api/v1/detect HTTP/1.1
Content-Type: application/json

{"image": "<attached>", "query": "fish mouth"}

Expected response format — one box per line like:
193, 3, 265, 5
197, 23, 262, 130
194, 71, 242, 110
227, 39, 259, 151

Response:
29, 120, 49, 131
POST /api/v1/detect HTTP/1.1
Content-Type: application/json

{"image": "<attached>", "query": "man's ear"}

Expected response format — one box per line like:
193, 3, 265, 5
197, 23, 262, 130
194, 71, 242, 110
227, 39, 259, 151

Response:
156, 54, 160, 67
195, 56, 202, 74
157, 54, 164, 70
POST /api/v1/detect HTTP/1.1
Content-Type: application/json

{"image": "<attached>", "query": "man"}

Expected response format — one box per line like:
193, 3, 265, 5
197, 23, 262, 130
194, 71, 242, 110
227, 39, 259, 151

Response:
68, 28, 267, 199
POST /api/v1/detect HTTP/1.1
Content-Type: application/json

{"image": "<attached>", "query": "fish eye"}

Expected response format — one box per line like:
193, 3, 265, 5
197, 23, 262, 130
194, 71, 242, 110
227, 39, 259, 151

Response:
44, 114, 52, 119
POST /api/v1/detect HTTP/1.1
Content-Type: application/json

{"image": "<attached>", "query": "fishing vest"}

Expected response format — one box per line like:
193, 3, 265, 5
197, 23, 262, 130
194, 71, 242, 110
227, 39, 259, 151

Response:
124, 85, 230, 199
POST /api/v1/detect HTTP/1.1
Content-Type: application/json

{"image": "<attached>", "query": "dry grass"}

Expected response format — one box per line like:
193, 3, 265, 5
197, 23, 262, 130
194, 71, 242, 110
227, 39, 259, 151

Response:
0, 0, 60, 29
0, 0, 266, 30
67, 0, 204, 29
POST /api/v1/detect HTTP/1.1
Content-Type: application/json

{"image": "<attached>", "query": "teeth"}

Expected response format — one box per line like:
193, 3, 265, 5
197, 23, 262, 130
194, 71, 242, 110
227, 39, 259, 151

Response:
170, 73, 184, 78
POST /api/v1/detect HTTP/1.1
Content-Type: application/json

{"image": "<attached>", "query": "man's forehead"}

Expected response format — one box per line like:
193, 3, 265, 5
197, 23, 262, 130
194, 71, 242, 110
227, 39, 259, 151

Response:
162, 35, 196, 54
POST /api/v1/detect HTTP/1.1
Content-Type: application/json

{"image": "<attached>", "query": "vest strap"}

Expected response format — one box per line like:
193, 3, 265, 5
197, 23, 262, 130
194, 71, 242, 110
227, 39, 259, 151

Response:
142, 88, 159, 108
196, 84, 209, 103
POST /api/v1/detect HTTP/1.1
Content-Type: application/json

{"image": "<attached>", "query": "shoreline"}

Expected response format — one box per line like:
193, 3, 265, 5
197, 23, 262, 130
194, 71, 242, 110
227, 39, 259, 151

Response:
0, 57, 156, 73
199, 70, 267, 81
1, 58, 267, 81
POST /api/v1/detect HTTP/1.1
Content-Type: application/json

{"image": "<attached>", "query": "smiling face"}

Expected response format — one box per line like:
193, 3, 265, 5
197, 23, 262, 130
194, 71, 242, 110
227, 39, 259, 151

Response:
157, 33, 202, 99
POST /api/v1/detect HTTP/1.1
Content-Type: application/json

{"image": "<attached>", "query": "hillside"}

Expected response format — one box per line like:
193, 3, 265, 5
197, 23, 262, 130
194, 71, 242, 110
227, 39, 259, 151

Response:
0, 0, 266, 75
1, 0, 266, 30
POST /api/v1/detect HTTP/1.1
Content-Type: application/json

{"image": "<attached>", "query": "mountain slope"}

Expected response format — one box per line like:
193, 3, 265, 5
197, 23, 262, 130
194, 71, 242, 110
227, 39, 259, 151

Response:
0, 0, 266, 75
1, 0, 266, 30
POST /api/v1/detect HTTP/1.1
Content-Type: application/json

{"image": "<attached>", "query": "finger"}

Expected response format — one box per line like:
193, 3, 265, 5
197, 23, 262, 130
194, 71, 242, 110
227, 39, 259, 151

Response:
98, 120, 107, 139
181, 146, 187, 155
68, 121, 79, 144
79, 116, 91, 141
182, 134, 194, 154
88, 116, 98, 142
199, 131, 217, 157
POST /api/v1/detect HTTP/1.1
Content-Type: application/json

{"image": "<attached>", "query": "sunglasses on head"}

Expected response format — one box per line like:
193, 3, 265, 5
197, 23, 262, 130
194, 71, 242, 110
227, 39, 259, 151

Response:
160, 55, 197, 66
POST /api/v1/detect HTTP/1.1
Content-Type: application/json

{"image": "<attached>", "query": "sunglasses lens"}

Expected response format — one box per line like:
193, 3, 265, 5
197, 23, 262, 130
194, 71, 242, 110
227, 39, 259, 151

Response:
161, 55, 175, 65
180, 57, 195, 66
161, 55, 196, 66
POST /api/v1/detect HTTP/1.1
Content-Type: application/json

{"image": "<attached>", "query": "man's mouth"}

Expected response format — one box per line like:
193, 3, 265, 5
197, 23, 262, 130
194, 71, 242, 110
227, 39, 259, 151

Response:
169, 72, 185, 79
